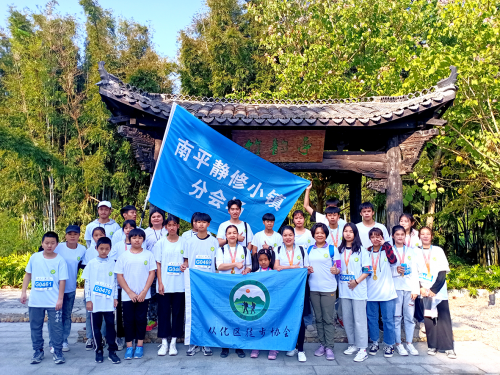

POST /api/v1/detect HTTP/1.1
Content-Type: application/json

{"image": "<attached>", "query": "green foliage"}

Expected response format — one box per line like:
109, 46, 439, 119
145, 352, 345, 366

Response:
0, 253, 32, 288
447, 265, 500, 293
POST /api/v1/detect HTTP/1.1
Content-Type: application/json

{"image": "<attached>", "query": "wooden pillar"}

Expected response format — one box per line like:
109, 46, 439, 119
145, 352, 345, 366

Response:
386, 135, 403, 233
349, 173, 362, 224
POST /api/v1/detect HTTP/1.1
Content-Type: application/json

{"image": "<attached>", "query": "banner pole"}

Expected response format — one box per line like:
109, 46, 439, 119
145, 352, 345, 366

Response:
139, 102, 178, 227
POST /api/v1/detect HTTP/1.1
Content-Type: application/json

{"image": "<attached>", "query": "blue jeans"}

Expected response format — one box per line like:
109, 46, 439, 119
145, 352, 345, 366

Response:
367, 299, 396, 346
84, 297, 106, 340
49, 291, 75, 346
29, 307, 63, 353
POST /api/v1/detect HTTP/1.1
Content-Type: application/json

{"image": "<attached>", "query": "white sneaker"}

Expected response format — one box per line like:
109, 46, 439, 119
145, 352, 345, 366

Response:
406, 343, 419, 356
50, 347, 54, 354
286, 348, 299, 357
298, 351, 307, 362
354, 349, 368, 362
62, 343, 70, 352
169, 340, 178, 356
157, 343, 168, 356
396, 344, 408, 356
343, 345, 358, 355
186, 345, 200, 356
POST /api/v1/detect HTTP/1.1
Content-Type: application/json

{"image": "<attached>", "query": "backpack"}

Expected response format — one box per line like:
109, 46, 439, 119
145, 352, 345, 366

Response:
215, 244, 248, 271
307, 244, 336, 265
277, 245, 306, 267
251, 248, 276, 272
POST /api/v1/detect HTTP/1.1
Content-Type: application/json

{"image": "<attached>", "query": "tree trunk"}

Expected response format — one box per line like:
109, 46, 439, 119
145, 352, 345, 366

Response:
426, 148, 443, 228
386, 136, 403, 233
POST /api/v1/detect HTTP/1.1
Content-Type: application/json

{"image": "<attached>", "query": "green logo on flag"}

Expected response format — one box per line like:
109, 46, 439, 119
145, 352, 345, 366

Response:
229, 280, 270, 321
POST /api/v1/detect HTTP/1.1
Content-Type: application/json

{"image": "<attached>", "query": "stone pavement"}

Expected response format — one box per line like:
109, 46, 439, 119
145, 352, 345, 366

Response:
1, 322, 499, 375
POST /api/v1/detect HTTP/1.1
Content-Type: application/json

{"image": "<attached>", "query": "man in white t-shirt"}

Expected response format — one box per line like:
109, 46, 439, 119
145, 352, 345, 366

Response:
356, 202, 390, 249
304, 182, 347, 228
324, 207, 346, 249
252, 213, 282, 254
84, 201, 121, 247
111, 205, 137, 246
217, 199, 253, 248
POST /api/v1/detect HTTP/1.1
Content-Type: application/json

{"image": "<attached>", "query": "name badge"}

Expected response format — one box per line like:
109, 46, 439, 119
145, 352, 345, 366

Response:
34, 277, 54, 291
194, 255, 211, 269
340, 274, 355, 283
93, 282, 112, 298
167, 262, 181, 275
419, 272, 434, 283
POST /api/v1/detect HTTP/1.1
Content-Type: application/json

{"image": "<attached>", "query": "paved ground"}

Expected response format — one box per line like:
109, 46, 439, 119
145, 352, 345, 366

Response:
2, 322, 500, 375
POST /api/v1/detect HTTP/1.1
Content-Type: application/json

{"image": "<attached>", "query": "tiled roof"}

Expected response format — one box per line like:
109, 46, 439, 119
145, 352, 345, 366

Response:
98, 62, 457, 127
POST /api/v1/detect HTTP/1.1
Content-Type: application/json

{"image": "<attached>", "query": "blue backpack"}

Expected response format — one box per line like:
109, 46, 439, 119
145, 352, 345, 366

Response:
307, 244, 336, 259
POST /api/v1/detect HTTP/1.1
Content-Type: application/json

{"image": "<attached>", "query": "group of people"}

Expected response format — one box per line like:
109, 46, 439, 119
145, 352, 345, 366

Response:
20, 182, 456, 366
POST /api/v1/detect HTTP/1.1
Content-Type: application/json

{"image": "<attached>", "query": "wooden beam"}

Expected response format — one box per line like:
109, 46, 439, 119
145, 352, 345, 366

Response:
349, 173, 362, 223
274, 159, 387, 178
323, 151, 387, 163
386, 135, 403, 232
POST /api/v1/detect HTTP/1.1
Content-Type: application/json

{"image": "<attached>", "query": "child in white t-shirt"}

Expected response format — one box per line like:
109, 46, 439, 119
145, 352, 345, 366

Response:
355, 202, 390, 249
182, 212, 199, 239
252, 213, 282, 255
399, 213, 421, 248
292, 210, 314, 249
20, 231, 69, 365
114, 228, 157, 360
82, 237, 121, 364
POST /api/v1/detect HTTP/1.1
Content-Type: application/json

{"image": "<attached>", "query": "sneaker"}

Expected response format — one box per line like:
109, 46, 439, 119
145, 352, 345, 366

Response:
446, 350, 457, 359
344, 345, 358, 355
286, 348, 298, 357
427, 348, 437, 356
108, 351, 121, 364
169, 340, 178, 356
314, 344, 325, 357
353, 349, 368, 362
384, 345, 394, 358
396, 344, 408, 356
116, 337, 124, 351
124, 346, 134, 360
369, 342, 379, 356
187, 345, 200, 356
406, 343, 419, 356
251, 350, 259, 358
298, 351, 307, 362
30, 350, 44, 364
53, 351, 66, 364
236, 349, 245, 358
158, 343, 168, 356
202, 346, 213, 356
50, 347, 54, 354
95, 350, 104, 363
62, 342, 70, 352
134, 346, 144, 359
325, 348, 335, 361
268, 350, 278, 360
85, 338, 94, 351
420, 322, 426, 333
146, 320, 157, 332
220, 348, 229, 358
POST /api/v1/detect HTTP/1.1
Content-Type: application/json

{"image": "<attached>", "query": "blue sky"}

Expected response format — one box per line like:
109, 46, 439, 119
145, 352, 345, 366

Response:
0, 0, 206, 59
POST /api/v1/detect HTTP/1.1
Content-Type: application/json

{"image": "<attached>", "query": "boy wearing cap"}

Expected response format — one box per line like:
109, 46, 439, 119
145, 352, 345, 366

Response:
85, 201, 121, 248
112, 205, 138, 246
52, 225, 86, 352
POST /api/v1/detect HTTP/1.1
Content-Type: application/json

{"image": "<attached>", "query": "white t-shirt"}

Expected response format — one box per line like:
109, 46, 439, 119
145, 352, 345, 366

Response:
315, 212, 347, 229
84, 219, 121, 242
109, 241, 146, 261
356, 222, 390, 249
181, 230, 197, 240
25, 252, 69, 308
216, 245, 252, 274
144, 227, 168, 251
111, 228, 126, 246
82, 245, 98, 266
307, 244, 339, 292
392, 246, 424, 294
295, 229, 314, 249
325, 224, 345, 248
82, 257, 117, 312
217, 220, 254, 247
153, 236, 186, 293
366, 249, 398, 302
54, 242, 86, 293
276, 245, 310, 268
338, 247, 370, 300
185, 234, 219, 273
418, 246, 450, 300
405, 229, 421, 248
114, 250, 157, 302
252, 230, 282, 251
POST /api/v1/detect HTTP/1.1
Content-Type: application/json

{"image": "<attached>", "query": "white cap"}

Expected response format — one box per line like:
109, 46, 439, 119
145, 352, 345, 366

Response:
97, 200, 112, 209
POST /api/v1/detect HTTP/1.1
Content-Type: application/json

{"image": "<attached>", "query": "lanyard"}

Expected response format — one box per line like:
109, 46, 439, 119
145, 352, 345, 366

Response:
422, 246, 432, 274
330, 226, 340, 248
124, 241, 129, 252
154, 228, 164, 242
371, 250, 381, 280
344, 248, 352, 274
396, 245, 406, 264
286, 247, 295, 266
260, 267, 270, 272
228, 245, 237, 274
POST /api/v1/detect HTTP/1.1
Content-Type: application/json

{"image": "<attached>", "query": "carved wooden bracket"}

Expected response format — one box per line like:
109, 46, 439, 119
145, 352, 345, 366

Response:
399, 128, 440, 174
117, 126, 158, 173
367, 179, 388, 193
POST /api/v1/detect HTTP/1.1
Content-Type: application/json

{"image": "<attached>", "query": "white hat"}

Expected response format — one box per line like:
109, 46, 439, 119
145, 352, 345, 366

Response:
97, 200, 112, 209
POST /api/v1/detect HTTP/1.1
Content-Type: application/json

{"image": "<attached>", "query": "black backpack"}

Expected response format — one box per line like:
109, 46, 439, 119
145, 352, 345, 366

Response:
277, 245, 306, 267
215, 244, 249, 271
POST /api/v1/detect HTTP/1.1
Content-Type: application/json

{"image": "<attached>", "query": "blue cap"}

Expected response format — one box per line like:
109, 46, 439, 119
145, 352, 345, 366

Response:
66, 225, 80, 234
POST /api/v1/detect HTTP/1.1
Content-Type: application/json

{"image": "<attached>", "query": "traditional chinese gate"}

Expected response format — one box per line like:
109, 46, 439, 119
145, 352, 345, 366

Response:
97, 62, 457, 231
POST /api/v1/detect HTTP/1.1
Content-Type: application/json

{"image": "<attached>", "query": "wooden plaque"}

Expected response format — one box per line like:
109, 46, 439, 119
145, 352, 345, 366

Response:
232, 130, 325, 163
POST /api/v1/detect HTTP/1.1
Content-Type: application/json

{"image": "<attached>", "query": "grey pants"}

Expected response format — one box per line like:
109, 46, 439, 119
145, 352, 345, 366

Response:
29, 307, 63, 353
341, 298, 368, 349
395, 290, 416, 344
310, 291, 336, 349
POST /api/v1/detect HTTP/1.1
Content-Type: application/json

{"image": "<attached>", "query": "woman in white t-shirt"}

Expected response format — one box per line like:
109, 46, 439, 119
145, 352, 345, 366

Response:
154, 214, 186, 357
399, 213, 421, 248
292, 210, 314, 249
418, 227, 456, 359
307, 223, 340, 361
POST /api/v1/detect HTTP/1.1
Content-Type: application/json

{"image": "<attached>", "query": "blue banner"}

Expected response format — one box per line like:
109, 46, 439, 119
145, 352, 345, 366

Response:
148, 103, 309, 233
185, 269, 307, 350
